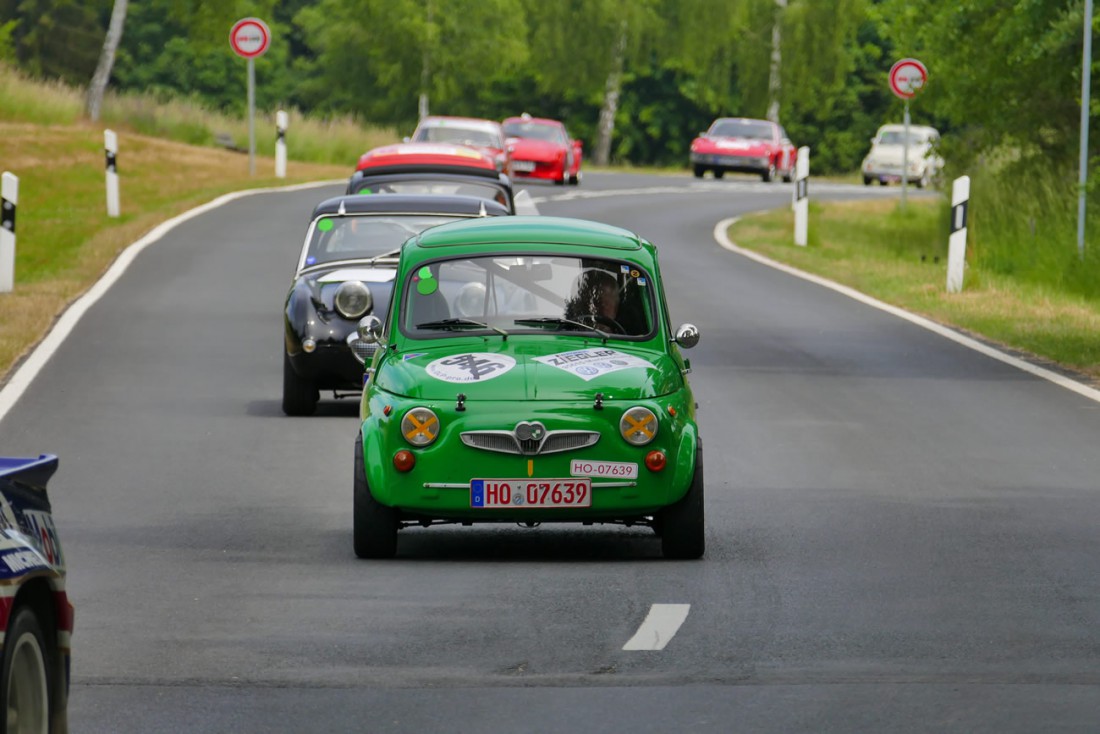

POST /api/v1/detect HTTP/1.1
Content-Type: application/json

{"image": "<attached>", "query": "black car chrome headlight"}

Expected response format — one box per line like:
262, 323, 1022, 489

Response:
334, 281, 372, 319
620, 406, 658, 446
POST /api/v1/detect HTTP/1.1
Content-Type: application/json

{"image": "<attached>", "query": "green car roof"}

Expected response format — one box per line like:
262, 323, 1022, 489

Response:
412, 215, 646, 251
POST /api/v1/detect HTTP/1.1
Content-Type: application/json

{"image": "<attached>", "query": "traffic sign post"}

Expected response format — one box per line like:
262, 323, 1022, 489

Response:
1, 172, 17, 293
229, 18, 271, 176
793, 147, 810, 247
947, 176, 970, 293
888, 58, 928, 210
104, 129, 119, 217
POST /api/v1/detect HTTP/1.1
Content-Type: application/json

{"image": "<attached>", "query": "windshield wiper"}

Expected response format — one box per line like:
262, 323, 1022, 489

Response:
368, 248, 402, 266
513, 317, 609, 339
415, 318, 509, 340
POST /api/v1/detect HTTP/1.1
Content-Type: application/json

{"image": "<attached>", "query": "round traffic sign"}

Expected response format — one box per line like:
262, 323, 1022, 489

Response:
889, 58, 928, 99
230, 17, 271, 59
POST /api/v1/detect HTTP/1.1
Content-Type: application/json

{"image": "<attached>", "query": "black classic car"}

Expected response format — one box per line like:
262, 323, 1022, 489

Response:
282, 194, 511, 416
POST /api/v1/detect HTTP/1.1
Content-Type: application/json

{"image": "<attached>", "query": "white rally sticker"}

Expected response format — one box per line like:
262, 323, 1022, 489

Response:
318, 268, 396, 283
425, 353, 516, 383
570, 459, 638, 480
534, 349, 652, 381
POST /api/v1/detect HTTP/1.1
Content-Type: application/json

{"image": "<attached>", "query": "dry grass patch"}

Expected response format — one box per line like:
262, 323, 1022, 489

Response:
0, 123, 347, 385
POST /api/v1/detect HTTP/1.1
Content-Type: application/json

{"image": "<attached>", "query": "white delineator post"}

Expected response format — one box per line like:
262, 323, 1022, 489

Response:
275, 110, 288, 179
947, 175, 970, 293
793, 146, 809, 247
105, 129, 120, 217
0, 172, 16, 293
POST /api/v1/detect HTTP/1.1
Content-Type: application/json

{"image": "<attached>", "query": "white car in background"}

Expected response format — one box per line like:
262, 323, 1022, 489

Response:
862, 124, 943, 188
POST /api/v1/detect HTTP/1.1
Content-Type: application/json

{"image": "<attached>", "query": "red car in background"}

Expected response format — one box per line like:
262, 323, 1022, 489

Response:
347, 142, 516, 213
690, 117, 796, 183
409, 116, 512, 177
502, 114, 583, 186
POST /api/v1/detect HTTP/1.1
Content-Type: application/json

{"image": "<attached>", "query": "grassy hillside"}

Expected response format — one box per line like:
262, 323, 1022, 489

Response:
0, 66, 398, 385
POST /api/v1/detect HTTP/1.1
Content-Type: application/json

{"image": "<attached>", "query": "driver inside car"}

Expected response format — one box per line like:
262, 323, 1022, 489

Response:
564, 268, 626, 334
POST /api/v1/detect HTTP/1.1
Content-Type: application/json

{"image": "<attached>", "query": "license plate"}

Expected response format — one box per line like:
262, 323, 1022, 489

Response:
471, 479, 591, 508
569, 459, 637, 479
512, 160, 536, 172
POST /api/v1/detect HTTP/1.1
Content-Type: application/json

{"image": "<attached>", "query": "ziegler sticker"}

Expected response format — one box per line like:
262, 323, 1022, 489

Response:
426, 353, 516, 383
533, 349, 652, 381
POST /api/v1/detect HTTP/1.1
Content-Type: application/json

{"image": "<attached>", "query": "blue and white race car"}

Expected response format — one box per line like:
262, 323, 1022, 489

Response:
0, 454, 72, 733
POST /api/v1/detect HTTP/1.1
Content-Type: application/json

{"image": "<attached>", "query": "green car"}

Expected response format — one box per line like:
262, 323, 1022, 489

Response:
353, 216, 703, 559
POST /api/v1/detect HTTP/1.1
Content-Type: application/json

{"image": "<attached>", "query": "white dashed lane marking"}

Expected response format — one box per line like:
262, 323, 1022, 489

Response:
622, 604, 691, 651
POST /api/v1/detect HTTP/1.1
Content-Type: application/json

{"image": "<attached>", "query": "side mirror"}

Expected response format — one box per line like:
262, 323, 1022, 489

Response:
674, 323, 699, 349
357, 315, 383, 344
402, 136, 411, 143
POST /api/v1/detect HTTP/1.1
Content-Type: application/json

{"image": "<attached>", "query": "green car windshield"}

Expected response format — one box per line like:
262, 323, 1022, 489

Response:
402, 255, 656, 339
304, 214, 464, 268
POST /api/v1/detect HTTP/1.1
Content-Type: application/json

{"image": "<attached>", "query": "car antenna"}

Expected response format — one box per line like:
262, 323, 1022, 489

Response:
338, 200, 346, 215
478, 201, 487, 217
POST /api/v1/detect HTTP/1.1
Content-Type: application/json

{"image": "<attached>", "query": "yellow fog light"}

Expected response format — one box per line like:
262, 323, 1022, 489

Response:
401, 407, 440, 447
619, 406, 658, 446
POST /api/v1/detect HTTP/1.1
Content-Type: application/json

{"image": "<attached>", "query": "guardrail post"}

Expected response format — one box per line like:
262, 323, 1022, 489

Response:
793, 146, 809, 246
105, 129, 120, 217
276, 110, 288, 179
947, 175, 970, 293
1, 172, 17, 293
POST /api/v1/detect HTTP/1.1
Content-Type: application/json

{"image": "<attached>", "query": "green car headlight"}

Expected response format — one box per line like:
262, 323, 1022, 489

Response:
401, 407, 440, 447
619, 406, 658, 446
334, 281, 372, 319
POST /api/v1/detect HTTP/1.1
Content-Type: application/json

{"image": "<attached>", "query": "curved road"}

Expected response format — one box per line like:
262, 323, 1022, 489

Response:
3, 173, 1100, 732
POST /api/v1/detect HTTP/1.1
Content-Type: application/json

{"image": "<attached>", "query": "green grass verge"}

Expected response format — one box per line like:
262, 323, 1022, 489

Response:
727, 197, 1100, 381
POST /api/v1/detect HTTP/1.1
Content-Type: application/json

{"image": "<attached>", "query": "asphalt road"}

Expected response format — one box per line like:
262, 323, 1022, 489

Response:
3, 172, 1100, 733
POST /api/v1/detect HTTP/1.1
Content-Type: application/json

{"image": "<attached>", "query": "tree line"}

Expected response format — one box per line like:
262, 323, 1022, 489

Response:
1, 0, 1096, 177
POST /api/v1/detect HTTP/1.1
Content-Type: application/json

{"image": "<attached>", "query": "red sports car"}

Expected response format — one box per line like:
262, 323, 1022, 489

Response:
502, 115, 583, 186
689, 117, 796, 183
409, 116, 513, 177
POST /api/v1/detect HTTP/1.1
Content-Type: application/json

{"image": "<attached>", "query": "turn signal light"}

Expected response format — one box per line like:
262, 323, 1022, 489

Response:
645, 450, 666, 472
393, 450, 416, 472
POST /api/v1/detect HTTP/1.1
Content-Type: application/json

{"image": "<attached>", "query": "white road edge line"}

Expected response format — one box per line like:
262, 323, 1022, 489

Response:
0, 180, 344, 423
714, 217, 1100, 405
622, 603, 691, 651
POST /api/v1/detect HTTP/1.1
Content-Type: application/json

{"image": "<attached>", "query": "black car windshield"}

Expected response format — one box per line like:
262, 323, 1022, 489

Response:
352, 179, 509, 207
414, 126, 502, 148
710, 120, 773, 140
403, 255, 655, 339
502, 122, 565, 144
303, 215, 463, 268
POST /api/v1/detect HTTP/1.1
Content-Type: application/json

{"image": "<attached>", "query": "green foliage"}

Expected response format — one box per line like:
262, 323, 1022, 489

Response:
295, 0, 528, 128
0, 0, 109, 84
614, 66, 715, 165
968, 158, 1100, 301
0, 19, 16, 62
112, 0, 295, 115
1, 0, 1097, 182
878, 0, 1090, 166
